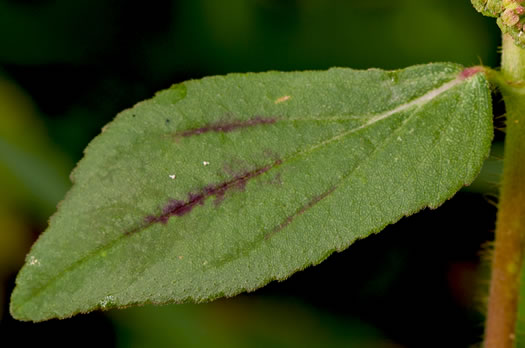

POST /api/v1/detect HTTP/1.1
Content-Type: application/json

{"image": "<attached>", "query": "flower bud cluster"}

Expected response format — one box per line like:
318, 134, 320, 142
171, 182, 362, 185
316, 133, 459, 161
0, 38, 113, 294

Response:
501, 0, 525, 27
472, 0, 525, 47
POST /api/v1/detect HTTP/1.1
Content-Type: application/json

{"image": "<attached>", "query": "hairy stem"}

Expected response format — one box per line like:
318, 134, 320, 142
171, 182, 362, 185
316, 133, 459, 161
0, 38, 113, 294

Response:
485, 34, 525, 348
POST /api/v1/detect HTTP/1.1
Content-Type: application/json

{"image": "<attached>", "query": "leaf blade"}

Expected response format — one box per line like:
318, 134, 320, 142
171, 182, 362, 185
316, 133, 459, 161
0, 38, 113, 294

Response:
10, 63, 493, 321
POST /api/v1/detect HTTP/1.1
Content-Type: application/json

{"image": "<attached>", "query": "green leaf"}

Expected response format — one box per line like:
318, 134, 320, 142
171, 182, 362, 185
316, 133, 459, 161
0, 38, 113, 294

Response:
10, 63, 493, 321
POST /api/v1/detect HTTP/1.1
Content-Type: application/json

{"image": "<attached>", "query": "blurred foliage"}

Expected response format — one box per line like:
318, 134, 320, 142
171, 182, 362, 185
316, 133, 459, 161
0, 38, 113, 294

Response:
0, 0, 116, 65
0, 0, 499, 70
0, 75, 71, 322
0, 0, 501, 347
112, 298, 399, 348
0, 76, 71, 217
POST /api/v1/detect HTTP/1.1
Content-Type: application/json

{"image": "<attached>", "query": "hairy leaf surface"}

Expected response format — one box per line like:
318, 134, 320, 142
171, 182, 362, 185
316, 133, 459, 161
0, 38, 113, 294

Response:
10, 63, 493, 321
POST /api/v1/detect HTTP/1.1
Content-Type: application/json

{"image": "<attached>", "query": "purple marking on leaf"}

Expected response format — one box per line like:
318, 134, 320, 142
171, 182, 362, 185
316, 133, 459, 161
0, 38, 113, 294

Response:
459, 66, 484, 80
137, 159, 283, 231
175, 116, 277, 137
265, 187, 336, 240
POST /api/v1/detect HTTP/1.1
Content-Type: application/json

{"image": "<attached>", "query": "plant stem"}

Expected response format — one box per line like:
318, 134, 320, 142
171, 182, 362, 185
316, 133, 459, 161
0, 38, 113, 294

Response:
485, 34, 525, 348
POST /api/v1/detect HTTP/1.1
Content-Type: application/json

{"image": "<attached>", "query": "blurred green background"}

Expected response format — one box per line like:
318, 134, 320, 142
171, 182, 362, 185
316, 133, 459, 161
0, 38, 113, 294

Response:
0, 1, 502, 347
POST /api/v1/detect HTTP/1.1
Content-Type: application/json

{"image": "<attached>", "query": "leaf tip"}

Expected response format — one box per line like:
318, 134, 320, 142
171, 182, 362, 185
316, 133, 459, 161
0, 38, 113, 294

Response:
9, 294, 33, 322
